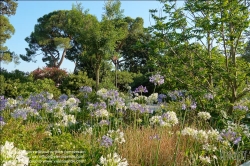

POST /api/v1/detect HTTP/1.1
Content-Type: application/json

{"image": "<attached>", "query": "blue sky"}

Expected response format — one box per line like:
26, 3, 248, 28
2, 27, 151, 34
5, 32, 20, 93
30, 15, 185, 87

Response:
2, 1, 163, 73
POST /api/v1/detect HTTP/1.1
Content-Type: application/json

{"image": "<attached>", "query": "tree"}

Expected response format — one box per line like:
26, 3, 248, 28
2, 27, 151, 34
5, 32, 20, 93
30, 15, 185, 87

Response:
21, 10, 74, 68
0, 0, 19, 64
76, 0, 128, 90
149, 0, 250, 115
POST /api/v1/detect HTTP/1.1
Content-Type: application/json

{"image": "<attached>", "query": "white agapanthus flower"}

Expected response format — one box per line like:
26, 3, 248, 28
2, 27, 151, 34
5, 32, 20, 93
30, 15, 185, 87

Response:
149, 116, 163, 125
107, 129, 125, 144
98, 152, 128, 166
199, 155, 211, 164
146, 93, 158, 104
162, 111, 179, 126
95, 109, 109, 118
66, 98, 77, 106
0, 141, 29, 166
61, 114, 77, 126
198, 111, 211, 120
46, 92, 53, 99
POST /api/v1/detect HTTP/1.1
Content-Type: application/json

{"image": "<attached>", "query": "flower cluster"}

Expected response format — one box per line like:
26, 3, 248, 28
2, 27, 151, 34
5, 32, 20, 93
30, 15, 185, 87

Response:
181, 127, 220, 143
150, 111, 179, 127
0, 96, 8, 111
97, 153, 128, 166
61, 114, 77, 126
198, 111, 211, 120
79, 86, 92, 93
158, 94, 167, 103
101, 135, 113, 147
11, 107, 39, 120
233, 105, 248, 111
0, 141, 29, 165
95, 109, 109, 118
219, 129, 241, 145
107, 129, 125, 144
128, 102, 153, 114
146, 93, 158, 104
168, 90, 185, 101
133, 85, 148, 94
149, 73, 164, 86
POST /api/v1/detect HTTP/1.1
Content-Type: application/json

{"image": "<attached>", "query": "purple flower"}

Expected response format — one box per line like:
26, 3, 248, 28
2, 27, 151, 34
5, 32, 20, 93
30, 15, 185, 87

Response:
0, 96, 7, 111
233, 137, 241, 145
99, 120, 110, 126
79, 86, 92, 93
233, 105, 248, 111
59, 94, 68, 102
101, 135, 113, 147
190, 102, 197, 110
149, 73, 164, 86
134, 85, 148, 94
158, 94, 166, 103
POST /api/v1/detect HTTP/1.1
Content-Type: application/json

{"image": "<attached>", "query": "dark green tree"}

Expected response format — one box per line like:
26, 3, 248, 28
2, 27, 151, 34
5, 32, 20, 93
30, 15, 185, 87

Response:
0, 0, 19, 64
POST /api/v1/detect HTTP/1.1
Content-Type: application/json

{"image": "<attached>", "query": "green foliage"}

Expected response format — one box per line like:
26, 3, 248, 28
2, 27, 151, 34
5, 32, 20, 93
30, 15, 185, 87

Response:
0, 0, 19, 64
60, 71, 95, 96
0, 69, 61, 98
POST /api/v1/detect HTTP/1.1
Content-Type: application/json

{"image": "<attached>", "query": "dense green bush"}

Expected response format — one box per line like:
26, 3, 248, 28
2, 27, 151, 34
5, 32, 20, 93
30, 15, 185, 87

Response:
60, 71, 95, 96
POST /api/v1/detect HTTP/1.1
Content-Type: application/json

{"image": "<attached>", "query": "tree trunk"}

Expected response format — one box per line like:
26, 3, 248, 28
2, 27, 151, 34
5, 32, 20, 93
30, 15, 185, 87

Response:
95, 55, 101, 90
56, 48, 67, 68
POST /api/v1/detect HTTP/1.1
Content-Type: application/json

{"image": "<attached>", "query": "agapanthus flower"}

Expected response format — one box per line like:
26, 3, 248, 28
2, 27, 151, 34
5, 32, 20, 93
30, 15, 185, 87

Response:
107, 129, 125, 144
134, 85, 148, 94
0, 141, 29, 165
158, 94, 166, 103
0, 116, 5, 127
149, 73, 164, 86
97, 88, 108, 99
233, 105, 248, 111
59, 94, 68, 102
79, 86, 92, 93
100, 135, 113, 147
168, 90, 185, 101
98, 153, 128, 166
146, 93, 158, 104
61, 114, 77, 126
0, 96, 8, 111
99, 120, 110, 126
95, 109, 109, 118
198, 111, 211, 120
11, 107, 38, 120
199, 155, 211, 164
162, 111, 179, 126
190, 102, 197, 110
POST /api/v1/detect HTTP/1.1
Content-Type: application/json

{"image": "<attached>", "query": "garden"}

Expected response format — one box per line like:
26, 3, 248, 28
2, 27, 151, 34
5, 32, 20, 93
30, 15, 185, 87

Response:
1, 0, 250, 165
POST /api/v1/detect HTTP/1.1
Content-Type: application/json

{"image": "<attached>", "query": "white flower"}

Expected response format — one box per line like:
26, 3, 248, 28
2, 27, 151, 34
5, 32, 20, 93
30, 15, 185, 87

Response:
181, 127, 198, 137
97, 88, 108, 99
66, 98, 77, 105
47, 92, 53, 99
95, 109, 109, 118
146, 93, 158, 104
0, 141, 29, 166
198, 111, 211, 120
61, 114, 77, 126
162, 111, 179, 126
149, 116, 162, 125
199, 155, 211, 164
107, 129, 126, 144
99, 152, 128, 166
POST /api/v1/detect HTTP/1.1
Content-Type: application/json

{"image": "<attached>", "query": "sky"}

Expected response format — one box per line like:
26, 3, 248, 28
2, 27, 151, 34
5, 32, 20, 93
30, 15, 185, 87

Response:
1, 0, 164, 73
